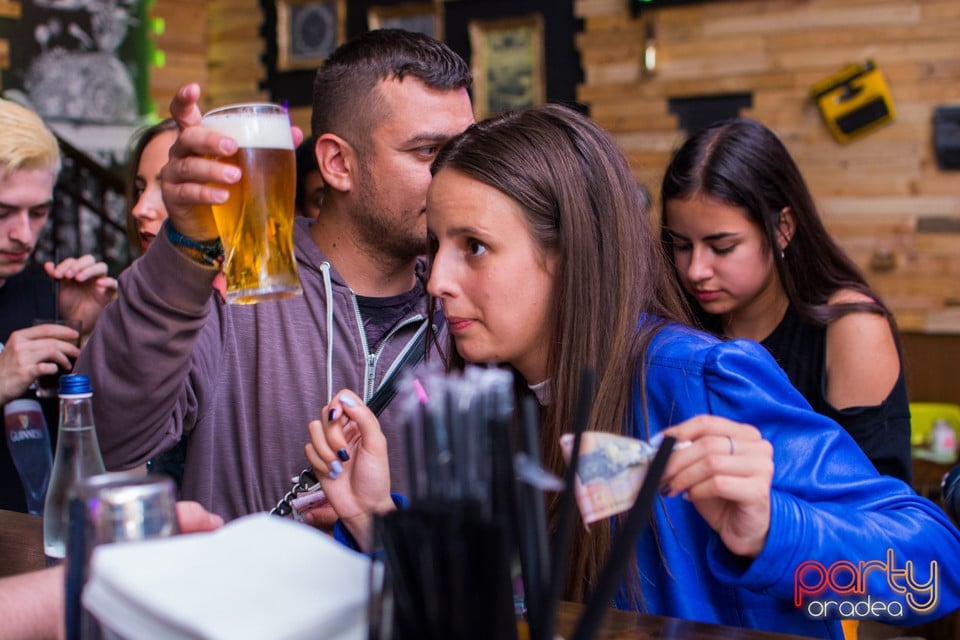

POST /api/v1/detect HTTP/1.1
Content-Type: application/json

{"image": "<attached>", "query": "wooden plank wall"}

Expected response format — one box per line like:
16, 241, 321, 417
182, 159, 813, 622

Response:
0, 1, 18, 19
206, 0, 267, 107
575, 0, 960, 333
149, 0, 207, 114
900, 332, 960, 402
0, 0, 18, 86
148, 0, 265, 116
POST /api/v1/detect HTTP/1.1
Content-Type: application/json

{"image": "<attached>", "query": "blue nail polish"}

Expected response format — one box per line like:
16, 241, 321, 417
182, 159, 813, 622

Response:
328, 468, 340, 480
339, 395, 357, 408
331, 460, 344, 475
337, 448, 350, 462
328, 408, 338, 422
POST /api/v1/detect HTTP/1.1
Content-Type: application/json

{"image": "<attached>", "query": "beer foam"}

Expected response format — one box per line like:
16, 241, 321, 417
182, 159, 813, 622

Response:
202, 110, 294, 150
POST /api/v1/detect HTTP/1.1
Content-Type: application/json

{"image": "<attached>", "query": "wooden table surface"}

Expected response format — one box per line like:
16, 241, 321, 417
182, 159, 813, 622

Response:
554, 601, 810, 640
0, 509, 807, 639
0, 508, 47, 578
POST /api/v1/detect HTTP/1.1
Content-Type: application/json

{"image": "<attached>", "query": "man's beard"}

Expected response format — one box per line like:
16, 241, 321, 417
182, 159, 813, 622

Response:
353, 175, 427, 264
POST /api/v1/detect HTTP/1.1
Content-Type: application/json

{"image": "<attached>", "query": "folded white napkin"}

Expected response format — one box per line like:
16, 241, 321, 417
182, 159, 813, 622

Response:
82, 514, 370, 640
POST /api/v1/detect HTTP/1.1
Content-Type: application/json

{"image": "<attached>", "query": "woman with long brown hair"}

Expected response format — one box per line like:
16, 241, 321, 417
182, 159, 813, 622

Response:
307, 105, 960, 636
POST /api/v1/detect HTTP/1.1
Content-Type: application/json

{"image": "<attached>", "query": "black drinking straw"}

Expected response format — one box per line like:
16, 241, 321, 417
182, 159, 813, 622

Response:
569, 436, 676, 640
442, 385, 459, 500
53, 248, 61, 322
368, 516, 390, 640
517, 395, 550, 640
380, 511, 430, 637
541, 369, 595, 640
404, 412, 419, 503
422, 399, 441, 503
406, 391, 429, 503
64, 496, 86, 640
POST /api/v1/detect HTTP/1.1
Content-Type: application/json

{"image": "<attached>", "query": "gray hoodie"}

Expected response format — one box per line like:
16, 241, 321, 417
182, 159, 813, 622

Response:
77, 217, 429, 520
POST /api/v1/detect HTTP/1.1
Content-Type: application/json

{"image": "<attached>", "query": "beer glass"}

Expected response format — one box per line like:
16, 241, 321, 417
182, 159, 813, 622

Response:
3, 399, 53, 514
201, 103, 302, 304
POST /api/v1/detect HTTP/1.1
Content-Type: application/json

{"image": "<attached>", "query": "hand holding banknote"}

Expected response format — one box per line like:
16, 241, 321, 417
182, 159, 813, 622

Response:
660, 415, 774, 558
560, 415, 773, 558
559, 431, 660, 526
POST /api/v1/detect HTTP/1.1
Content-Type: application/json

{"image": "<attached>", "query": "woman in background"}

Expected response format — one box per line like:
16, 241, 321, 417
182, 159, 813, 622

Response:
125, 119, 177, 255
307, 105, 959, 637
660, 118, 911, 482
122, 118, 185, 484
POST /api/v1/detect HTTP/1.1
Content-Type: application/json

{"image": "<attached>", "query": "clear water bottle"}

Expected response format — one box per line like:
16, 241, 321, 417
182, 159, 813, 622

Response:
43, 374, 105, 563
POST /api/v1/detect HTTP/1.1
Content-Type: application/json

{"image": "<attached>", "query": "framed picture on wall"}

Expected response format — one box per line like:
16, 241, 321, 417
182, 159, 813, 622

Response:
276, 0, 346, 71
368, 1, 444, 41
468, 13, 545, 119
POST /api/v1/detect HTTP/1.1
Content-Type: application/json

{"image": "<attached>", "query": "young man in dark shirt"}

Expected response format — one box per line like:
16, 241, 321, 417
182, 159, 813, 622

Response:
0, 98, 118, 512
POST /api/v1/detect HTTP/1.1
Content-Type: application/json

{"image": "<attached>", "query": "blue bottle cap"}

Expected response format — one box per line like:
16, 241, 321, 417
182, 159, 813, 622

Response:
59, 374, 92, 395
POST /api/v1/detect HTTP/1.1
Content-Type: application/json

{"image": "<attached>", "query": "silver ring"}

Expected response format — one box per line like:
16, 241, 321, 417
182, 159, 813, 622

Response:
727, 435, 735, 456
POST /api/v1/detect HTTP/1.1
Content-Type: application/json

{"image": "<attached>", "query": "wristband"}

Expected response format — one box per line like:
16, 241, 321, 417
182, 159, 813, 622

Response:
164, 221, 224, 268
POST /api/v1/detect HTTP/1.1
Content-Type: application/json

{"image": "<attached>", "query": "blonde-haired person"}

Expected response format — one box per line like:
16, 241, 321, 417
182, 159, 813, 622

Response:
0, 98, 118, 512
0, 97, 61, 172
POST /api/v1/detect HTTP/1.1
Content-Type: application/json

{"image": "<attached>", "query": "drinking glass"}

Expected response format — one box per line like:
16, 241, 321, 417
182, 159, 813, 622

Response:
67, 472, 178, 638
201, 102, 302, 304
3, 399, 53, 514
32, 318, 81, 398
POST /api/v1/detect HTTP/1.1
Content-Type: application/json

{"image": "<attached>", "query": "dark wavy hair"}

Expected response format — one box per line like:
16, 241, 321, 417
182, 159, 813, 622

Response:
295, 135, 320, 214
125, 119, 177, 257
311, 29, 471, 154
429, 104, 690, 603
660, 117, 891, 332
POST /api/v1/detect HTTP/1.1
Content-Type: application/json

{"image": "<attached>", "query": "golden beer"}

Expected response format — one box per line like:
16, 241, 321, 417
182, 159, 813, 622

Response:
202, 104, 302, 304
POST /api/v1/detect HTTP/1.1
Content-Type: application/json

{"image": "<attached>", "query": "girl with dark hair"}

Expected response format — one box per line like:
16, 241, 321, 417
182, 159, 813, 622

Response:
307, 105, 959, 637
125, 119, 178, 256
659, 118, 911, 482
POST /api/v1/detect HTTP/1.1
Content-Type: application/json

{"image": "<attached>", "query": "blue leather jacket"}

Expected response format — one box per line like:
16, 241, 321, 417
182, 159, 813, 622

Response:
632, 321, 960, 637
335, 320, 960, 637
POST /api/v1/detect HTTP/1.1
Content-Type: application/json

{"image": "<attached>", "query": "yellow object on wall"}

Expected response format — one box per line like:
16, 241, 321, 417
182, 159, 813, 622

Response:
910, 402, 960, 448
810, 59, 895, 144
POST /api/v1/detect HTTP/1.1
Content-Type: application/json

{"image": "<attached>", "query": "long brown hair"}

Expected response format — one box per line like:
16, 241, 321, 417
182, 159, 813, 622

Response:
429, 105, 689, 601
660, 118, 892, 332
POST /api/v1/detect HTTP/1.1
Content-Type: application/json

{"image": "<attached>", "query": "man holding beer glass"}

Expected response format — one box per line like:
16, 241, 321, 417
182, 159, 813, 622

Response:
76, 30, 474, 527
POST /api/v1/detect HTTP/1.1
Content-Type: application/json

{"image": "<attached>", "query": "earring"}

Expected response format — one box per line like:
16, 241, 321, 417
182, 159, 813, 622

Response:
780, 248, 786, 259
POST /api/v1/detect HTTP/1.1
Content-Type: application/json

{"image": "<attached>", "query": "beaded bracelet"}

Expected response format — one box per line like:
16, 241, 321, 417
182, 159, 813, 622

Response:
164, 221, 224, 268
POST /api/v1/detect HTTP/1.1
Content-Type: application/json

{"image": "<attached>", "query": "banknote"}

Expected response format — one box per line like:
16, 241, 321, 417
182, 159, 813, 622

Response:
559, 432, 657, 526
